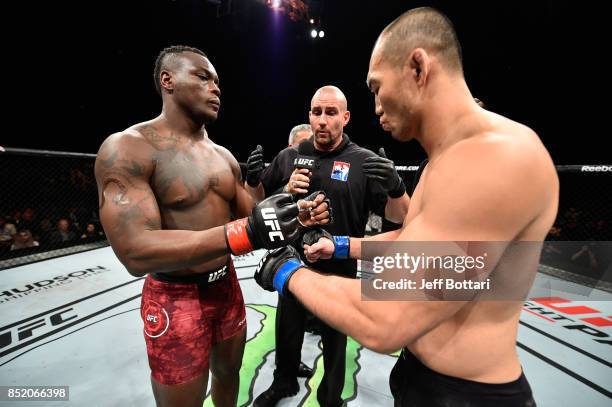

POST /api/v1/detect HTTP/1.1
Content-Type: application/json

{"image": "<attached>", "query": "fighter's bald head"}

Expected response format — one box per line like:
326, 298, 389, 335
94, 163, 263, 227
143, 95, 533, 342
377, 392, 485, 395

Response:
311, 86, 348, 111
376, 7, 462, 74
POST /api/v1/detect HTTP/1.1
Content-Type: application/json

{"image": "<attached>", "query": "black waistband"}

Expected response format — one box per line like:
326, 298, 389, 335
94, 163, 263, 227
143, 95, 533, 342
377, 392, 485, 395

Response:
151, 262, 230, 285
396, 349, 534, 398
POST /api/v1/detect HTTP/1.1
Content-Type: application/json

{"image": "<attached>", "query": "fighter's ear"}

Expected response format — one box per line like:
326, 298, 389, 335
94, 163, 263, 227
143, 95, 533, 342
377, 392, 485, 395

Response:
160, 70, 174, 94
407, 48, 430, 88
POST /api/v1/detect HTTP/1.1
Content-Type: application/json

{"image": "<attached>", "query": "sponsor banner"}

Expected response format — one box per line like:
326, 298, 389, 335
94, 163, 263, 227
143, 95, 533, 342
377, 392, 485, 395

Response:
0, 247, 133, 315
0, 279, 143, 365
522, 297, 612, 360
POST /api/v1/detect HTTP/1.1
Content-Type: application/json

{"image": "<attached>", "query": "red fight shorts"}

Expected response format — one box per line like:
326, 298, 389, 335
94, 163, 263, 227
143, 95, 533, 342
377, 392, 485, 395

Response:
140, 262, 246, 385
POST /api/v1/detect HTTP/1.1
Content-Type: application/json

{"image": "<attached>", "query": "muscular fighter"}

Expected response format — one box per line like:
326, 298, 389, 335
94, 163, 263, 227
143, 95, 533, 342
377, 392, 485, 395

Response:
254, 8, 558, 407
95, 45, 329, 407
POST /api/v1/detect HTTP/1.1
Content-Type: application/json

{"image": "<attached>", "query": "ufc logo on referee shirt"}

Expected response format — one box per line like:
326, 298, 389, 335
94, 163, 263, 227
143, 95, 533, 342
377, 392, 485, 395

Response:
261, 208, 284, 241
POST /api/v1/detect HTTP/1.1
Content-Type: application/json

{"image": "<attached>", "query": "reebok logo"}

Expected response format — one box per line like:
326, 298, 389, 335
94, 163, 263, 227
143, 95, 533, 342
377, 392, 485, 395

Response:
581, 165, 611, 172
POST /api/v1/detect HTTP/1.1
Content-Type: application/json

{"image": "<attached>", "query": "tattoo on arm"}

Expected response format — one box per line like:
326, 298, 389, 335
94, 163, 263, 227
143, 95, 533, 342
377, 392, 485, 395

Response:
101, 178, 130, 209
137, 125, 179, 151
123, 160, 144, 177
99, 166, 148, 209
99, 151, 118, 168
112, 192, 161, 235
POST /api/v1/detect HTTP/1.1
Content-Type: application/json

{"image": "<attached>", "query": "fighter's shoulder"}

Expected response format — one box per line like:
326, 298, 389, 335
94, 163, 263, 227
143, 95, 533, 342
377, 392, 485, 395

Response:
95, 126, 157, 178
211, 143, 237, 162
209, 143, 242, 176
460, 113, 529, 151
442, 123, 554, 188
97, 125, 156, 156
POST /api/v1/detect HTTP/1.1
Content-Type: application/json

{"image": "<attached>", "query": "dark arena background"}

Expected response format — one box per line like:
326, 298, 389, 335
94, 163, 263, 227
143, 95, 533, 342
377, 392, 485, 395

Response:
1, 1, 610, 407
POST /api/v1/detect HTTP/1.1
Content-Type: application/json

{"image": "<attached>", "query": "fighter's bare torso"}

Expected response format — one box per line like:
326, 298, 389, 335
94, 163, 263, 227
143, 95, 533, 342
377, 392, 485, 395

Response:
98, 118, 246, 275
404, 112, 558, 383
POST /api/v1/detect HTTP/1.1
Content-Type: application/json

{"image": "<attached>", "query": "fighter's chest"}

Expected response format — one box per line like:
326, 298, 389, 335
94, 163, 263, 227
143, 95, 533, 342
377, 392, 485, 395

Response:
151, 151, 235, 208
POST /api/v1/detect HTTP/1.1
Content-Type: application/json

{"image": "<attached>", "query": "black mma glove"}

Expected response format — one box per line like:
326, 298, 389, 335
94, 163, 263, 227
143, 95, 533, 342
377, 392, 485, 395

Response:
362, 147, 406, 198
254, 245, 306, 296
302, 228, 349, 259
224, 193, 300, 255
246, 144, 264, 187
296, 190, 333, 226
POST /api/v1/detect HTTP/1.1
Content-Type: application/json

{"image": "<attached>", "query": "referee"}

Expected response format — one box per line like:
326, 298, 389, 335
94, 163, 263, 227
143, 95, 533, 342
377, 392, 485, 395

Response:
245, 85, 409, 407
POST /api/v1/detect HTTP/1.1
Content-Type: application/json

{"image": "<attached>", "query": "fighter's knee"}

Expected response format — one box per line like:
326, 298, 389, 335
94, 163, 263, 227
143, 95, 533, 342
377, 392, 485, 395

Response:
210, 363, 241, 382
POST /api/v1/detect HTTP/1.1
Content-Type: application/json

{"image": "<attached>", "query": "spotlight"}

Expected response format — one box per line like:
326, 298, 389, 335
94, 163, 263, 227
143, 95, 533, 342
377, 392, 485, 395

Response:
311, 29, 318, 38
318, 30, 324, 38
309, 18, 314, 24
271, 0, 281, 9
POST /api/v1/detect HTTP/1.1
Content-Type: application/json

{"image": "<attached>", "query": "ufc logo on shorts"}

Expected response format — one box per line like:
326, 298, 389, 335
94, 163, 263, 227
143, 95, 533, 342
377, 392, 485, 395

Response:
146, 314, 158, 323
261, 208, 284, 241
208, 267, 228, 282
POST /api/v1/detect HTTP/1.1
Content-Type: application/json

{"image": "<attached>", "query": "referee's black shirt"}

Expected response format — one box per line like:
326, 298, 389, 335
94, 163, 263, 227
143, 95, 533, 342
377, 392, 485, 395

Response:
260, 134, 388, 277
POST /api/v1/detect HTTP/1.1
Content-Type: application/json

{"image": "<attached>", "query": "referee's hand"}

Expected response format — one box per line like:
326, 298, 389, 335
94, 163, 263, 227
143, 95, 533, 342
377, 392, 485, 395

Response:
285, 168, 311, 195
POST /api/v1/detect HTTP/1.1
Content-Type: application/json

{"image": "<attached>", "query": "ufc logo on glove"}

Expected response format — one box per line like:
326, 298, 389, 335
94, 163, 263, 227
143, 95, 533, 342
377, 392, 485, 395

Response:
261, 208, 284, 241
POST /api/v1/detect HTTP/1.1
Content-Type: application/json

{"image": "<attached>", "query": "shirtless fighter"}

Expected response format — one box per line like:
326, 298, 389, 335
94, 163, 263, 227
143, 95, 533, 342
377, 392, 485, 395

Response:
254, 8, 558, 407
95, 45, 330, 407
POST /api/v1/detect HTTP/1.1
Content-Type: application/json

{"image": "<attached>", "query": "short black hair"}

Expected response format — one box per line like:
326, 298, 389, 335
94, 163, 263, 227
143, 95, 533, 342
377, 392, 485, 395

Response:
381, 7, 463, 73
153, 45, 207, 96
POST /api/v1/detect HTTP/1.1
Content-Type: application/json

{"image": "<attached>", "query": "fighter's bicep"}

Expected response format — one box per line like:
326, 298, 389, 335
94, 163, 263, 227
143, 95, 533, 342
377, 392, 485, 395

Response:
95, 134, 161, 229
215, 146, 256, 217
98, 174, 162, 241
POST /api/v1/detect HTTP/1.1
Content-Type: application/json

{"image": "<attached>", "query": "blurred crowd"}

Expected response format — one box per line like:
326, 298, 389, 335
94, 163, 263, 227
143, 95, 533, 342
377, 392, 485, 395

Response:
0, 206, 105, 254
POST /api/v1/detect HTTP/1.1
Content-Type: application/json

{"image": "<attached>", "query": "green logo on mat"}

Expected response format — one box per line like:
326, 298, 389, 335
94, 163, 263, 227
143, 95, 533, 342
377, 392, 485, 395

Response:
204, 304, 367, 406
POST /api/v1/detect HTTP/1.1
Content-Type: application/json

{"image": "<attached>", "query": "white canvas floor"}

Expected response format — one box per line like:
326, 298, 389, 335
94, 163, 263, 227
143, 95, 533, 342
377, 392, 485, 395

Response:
1, 247, 610, 406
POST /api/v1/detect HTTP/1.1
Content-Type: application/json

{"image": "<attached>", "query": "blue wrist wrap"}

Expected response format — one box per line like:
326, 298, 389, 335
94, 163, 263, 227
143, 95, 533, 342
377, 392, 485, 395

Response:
333, 236, 350, 259
273, 259, 303, 295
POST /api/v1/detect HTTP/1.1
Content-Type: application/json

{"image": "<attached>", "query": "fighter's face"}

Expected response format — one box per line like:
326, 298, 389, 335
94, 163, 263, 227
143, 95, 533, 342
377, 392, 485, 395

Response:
309, 94, 349, 150
171, 53, 221, 123
367, 44, 417, 141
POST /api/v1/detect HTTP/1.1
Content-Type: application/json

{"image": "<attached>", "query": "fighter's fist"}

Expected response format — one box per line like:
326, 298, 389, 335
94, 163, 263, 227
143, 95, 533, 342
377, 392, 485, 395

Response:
297, 190, 332, 227
302, 228, 349, 261
225, 193, 300, 255
302, 228, 336, 262
246, 145, 264, 187
254, 245, 305, 296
